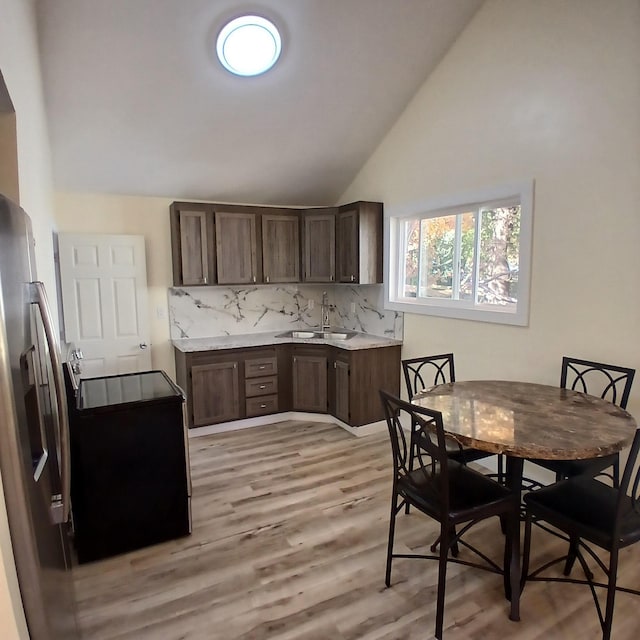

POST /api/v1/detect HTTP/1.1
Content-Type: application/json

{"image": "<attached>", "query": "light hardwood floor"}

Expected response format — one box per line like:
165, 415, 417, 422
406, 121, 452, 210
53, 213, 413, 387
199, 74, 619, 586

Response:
73, 420, 640, 639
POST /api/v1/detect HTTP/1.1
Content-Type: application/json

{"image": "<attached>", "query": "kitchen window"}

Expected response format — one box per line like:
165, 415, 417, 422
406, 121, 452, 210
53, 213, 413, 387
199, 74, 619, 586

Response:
385, 181, 534, 326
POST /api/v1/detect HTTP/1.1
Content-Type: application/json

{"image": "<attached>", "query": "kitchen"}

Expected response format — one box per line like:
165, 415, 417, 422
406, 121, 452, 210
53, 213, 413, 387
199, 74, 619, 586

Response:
1, 0, 640, 638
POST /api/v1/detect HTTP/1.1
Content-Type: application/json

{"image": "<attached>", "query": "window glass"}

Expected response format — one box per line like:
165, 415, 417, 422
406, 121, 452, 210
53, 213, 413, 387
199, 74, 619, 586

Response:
386, 182, 533, 326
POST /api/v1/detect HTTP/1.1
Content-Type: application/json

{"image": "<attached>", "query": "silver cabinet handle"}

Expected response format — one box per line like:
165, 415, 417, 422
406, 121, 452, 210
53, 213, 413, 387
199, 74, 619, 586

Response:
259, 384, 267, 389
28, 282, 70, 525
260, 403, 267, 408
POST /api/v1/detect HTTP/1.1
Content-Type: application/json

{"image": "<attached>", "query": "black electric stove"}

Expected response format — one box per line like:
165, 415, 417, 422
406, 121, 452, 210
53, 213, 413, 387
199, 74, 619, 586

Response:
68, 369, 192, 563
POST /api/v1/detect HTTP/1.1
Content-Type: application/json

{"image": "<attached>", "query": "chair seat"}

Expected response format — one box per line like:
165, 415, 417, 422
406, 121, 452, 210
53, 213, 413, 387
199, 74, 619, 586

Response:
528, 453, 618, 478
524, 475, 640, 549
400, 460, 511, 523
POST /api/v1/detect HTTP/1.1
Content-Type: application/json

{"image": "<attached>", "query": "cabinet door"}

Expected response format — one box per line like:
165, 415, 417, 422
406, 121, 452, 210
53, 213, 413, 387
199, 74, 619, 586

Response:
337, 202, 383, 284
170, 203, 215, 286
292, 354, 327, 412
179, 211, 210, 285
303, 211, 335, 282
215, 211, 258, 284
333, 358, 350, 423
191, 361, 240, 425
336, 207, 359, 283
262, 214, 300, 283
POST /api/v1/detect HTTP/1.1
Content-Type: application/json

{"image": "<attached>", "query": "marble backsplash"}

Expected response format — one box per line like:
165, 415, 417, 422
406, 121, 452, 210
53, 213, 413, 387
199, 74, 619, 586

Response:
168, 284, 403, 340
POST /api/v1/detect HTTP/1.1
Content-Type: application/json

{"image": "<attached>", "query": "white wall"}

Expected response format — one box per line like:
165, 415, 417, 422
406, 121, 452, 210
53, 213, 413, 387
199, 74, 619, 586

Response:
0, 0, 57, 636
54, 192, 176, 377
340, 0, 640, 417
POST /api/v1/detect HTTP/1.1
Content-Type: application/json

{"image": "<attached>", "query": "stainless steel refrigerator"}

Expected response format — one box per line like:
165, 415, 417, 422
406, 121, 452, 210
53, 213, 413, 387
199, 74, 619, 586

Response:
0, 194, 80, 638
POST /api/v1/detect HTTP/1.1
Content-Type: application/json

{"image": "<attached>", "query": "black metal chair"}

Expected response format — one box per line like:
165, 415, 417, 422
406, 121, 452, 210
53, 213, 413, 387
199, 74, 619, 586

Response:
380, 390, 519, 640
402, 354, 504, 484
527, 357, 635, 487
522, 427, 640, 640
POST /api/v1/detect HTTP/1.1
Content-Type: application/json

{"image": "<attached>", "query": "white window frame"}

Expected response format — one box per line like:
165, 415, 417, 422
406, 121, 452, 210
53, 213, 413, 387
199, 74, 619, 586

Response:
385, 180, 534, 326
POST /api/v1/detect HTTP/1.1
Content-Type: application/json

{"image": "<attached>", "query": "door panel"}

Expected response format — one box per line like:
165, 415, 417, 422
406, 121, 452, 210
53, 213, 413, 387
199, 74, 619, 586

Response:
179, 210, 209, 285
191, 361, 240, 425
334, 359, 350, 423
304, 212, 335, 282
292, 355, 327, 412
58, 233, 151, 376
262, 214, 300, 283
215, 212, 257, 284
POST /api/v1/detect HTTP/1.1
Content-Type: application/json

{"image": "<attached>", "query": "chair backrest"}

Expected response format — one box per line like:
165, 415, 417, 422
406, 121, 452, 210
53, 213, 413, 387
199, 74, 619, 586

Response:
379, 390, 451, 512
402, 353, 455, 400
561, 357, 635, 409
615, 428, 640, 532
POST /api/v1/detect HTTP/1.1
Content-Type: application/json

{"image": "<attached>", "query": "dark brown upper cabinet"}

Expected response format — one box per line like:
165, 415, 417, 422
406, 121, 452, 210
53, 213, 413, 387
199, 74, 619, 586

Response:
302, 209, 336, 283
170, 202, 216, 286
170, 199, 383, 286
215, 210, 260, 284
261, 212, 300, 283
336, 201, 383, 284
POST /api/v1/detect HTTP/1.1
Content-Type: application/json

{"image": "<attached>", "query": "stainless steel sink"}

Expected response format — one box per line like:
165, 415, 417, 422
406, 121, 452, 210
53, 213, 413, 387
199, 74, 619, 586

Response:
276, 329, 356, 341
320, 331, 355, 340
288, 330, 317, 339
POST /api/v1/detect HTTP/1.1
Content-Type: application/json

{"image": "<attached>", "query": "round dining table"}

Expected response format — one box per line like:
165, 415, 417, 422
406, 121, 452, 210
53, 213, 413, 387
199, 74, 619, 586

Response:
412, 380, 638, 622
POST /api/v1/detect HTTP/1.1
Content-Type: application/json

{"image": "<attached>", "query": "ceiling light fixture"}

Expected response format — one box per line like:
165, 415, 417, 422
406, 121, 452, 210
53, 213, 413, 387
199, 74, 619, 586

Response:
216, 15, 282, 77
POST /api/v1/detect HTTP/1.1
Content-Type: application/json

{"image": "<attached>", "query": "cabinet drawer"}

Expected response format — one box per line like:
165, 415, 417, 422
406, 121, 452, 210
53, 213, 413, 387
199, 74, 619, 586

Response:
245, 375, 278, 398
246, 394, 278, 417
245, 357, 278, 378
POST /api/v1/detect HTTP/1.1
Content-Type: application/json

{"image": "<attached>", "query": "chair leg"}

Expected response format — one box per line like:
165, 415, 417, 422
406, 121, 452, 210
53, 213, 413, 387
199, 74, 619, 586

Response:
602, 547, 620, 640
405, 443, 415, 514
563, 535, 579, 576
385, 491, 399, 587
497, 454, 504, 485
435, 524, 449, 640
521, 513, 532, 594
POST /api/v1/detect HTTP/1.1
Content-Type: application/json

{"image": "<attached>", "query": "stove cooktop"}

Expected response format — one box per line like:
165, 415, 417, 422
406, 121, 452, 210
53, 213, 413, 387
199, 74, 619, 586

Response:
78, 370, 183, 410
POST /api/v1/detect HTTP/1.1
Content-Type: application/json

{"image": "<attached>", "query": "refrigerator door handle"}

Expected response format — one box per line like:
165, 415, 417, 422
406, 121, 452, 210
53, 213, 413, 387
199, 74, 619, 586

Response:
28, 281, 71, 525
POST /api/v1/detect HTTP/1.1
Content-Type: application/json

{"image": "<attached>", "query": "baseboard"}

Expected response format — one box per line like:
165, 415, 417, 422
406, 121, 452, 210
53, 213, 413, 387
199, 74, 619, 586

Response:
188, 412, 386, 439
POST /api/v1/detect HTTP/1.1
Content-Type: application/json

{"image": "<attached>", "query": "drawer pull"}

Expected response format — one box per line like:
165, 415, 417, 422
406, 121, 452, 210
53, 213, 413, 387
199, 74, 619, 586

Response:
259, 384, 267, 389
260, 403, 267, 408
259, 365, 266, 370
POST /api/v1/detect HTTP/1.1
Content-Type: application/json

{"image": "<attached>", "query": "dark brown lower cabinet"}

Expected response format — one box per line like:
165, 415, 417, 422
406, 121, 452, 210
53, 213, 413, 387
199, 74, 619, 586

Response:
332, 358, 350, 423
175, 342, 400, 428
292, 350, 328, 412
191, 360, 240, 425
176, 346, 280, 428
338, 346, 401, 426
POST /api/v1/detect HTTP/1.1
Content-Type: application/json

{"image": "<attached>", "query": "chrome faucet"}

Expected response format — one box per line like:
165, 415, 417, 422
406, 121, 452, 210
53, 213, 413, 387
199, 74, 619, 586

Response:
321, 291, 331, 331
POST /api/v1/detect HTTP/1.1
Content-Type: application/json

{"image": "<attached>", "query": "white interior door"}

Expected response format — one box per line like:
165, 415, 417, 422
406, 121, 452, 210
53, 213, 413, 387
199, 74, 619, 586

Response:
57, 233, 152, 377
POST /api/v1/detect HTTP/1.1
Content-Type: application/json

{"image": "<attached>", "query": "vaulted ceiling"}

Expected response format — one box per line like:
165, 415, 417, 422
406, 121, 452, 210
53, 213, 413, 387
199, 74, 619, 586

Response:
37, 0, 482, 206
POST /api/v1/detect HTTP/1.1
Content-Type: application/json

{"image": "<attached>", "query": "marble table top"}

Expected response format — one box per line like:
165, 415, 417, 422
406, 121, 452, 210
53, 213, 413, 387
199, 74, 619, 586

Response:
412, 380, 637, 460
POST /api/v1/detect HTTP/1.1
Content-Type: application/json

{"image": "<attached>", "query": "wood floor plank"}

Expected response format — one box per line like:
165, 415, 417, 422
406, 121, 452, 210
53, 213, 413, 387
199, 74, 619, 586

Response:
73, 420, 640, 639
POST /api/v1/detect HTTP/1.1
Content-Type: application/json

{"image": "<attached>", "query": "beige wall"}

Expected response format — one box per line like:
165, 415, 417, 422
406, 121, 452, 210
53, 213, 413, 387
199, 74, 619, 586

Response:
0, 0, 56, 636
0, 111, 19, 203
55, 192, 176, 377
340, 0, 640, 417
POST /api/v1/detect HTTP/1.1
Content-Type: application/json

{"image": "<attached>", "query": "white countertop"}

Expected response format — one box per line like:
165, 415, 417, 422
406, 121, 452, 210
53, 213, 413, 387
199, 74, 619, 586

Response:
172, 330, 402, 353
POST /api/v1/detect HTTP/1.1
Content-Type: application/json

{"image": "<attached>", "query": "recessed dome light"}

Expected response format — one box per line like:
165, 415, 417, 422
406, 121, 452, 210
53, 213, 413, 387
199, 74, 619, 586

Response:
216, 15, 282, 77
